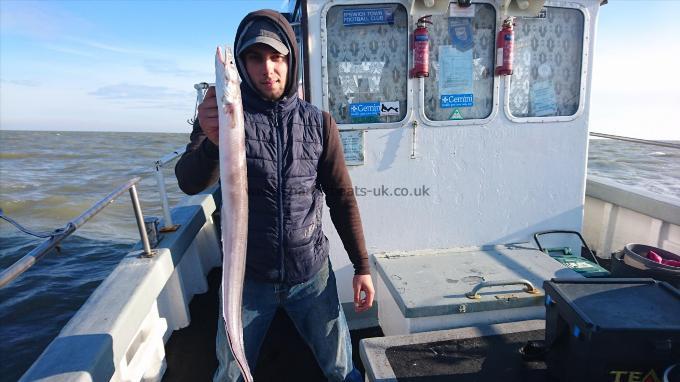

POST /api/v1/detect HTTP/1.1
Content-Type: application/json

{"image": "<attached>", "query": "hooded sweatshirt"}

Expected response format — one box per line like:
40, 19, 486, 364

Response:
175, 10, 369, 283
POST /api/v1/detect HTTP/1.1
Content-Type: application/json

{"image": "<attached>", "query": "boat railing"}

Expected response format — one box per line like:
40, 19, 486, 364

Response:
144, 81, 210, 230
1, 143, 194, 288
154, 147, 186, 231
589, 132, 680, 150
0, 178, 154, 288
144, 81, 210, 232
585, 132, 680, 260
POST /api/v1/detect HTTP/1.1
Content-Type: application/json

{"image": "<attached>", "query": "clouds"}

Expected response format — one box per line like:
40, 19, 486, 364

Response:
42, 35, 168, 63
66, 37, 145, 55
38, 40, 204, 80
44, 44, 97, 58
0, 1, 288, 133
0, 1, 93, 40
1, 1, 208, 109
89, 83, 194, 111
1, 81, 196, 132
2, 2, 160, 62
142, 59, 204, 78
89, 83, 184, 99
0, 79, 39, 87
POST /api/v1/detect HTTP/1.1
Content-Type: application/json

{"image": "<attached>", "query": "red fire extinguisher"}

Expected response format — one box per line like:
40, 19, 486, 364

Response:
411, 15, 432, 78
495, 17, 515, 76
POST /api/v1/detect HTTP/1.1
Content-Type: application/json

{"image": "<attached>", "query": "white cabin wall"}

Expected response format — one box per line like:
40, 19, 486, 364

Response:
304, 0, 602, 304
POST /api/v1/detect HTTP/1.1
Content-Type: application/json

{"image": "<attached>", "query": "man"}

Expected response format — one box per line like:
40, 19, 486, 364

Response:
175, 9, 374, 382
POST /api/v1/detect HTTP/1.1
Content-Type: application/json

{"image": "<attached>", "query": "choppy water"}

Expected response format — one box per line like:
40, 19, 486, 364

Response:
588, 139, 680, 200
0, 130, 678, 380
0, 130, 189, 381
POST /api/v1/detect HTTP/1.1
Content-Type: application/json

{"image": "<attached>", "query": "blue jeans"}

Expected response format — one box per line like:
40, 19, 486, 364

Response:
214, 259, 362, 382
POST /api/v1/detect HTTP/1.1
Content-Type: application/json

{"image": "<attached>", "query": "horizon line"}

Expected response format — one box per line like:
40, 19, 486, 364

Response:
1, 127, 679, 141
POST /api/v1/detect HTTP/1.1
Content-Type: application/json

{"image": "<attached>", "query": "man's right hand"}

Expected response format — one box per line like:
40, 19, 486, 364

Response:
197, 86, 219, 145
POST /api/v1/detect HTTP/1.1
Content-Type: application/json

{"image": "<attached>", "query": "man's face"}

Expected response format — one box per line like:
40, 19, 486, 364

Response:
242, 43, 288, 101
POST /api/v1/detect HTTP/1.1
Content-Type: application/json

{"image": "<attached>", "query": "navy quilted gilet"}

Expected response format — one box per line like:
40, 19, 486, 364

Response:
243, 94, 328, 285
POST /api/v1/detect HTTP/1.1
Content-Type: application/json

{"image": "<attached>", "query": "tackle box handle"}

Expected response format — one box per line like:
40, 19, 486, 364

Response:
533, 230, 601, 267
465, 279, 541, 299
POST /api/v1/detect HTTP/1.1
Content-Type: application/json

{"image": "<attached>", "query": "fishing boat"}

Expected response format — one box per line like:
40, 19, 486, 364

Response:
4, 0, 679, 381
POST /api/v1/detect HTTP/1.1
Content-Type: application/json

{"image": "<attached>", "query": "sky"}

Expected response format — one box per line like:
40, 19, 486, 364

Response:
1, 0, 679, 139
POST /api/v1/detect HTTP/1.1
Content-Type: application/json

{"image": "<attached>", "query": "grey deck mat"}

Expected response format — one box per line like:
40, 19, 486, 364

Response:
384, 330, 557, 382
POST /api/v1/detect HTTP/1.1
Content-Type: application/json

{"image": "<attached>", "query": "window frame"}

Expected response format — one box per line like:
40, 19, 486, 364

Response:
504, 2, 591, 123
419, 0, 501, 128
320, 0, 414, 131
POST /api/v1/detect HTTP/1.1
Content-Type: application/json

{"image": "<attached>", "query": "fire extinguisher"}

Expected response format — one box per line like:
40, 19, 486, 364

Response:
495, 17, 515, 76
411, 15, 432, 78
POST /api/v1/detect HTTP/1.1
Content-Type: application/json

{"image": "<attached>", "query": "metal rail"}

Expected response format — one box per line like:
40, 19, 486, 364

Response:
152, 80, 210, 230
0, 177, 154, 288
154, 147, 186, 231
590, 132, 680, 150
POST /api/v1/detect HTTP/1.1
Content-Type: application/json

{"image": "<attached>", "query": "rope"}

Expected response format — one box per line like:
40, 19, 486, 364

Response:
590, 132, 680, 150
0, 208, 55, 239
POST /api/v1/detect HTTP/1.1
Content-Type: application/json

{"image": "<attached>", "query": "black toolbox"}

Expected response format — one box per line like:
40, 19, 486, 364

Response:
543, 278, 680, 382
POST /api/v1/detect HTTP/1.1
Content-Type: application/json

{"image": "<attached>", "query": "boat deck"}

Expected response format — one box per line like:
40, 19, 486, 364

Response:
162, 268, 383, 381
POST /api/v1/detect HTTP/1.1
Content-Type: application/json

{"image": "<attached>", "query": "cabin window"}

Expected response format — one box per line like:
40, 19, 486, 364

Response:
324, 4, 409, 126
508, 7, 585, 118
423, 3, 496, 122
